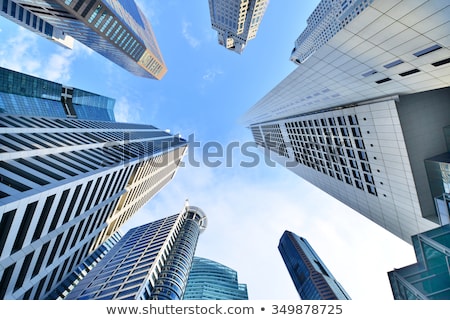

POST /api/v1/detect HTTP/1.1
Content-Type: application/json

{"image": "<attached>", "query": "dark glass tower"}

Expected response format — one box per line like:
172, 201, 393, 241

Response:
183, 256, 248, 300
278, 230, 351, 300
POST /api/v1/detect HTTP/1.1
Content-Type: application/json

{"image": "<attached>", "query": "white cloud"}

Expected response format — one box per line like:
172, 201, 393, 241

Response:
202, 67, 223, 82
121, 139, 417, 300
0, 27, 41, 75
182, 20, 201, 48
0, 26, 81, 83
42, 47, 75, 83
113, 96, 142, 123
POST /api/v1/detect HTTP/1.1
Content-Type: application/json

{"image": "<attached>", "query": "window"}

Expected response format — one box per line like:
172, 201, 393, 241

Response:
383, 59, 403, 68
413, 44, 442, 57
375, 77, 392, 84
399, 69, 420, 77
11, 202, 38, 253
0, 210, 16, 256
432, 57, 450, 67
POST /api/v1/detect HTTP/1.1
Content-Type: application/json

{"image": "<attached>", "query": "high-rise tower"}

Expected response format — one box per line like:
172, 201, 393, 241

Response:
65, 203, 207, 300
242, 0, 450, 243
278, 231, 351, 300
0, 66, 115, 121
183, 256, 248, 300
0, 0, 167, 79
208, 0, 268, 54
0, 68, 187, 299
45, 231, 123, 300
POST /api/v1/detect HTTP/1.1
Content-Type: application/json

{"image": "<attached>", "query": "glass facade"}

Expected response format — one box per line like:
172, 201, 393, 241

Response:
4, 0, 167, 79
0, 66, 115, 121
45, 231, 123, 300
425, 131, 450, 226
65, 204, 207, 300
183, 256, 248, 300
0, 66, 188, 299
151, 207, 208, 300
388, 224, 450, 300
66, 214, 181, 300
278, 231, 351, 300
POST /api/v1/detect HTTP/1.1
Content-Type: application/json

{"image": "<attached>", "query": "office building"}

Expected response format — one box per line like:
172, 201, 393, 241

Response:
183, 256, 248, 300
0, 69, 188, 299
278, 231, 351, 300
388, 224, 450, 300
65, 203, 207, 300
208, 0, 268, 53
0, 66, 115, 121
45, 231, 123, 300
425, 128, 450, 227
0, 0, 73, 49
242, 0, 450, 243
0, 0, 167, 79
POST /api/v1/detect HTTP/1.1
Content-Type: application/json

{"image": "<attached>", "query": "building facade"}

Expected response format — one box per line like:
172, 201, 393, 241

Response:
45, 231, 123, 300
65, 203, 207, 300
388, 224, 450, 300
0, 69, 187, 299
0, 0, 167, 79
208, 0, 268, 54
0, 66, 116, 121
242, 0, 450, 243
0, 0, 74, 49
183, 256, 248, 300
278, 231, 351, 300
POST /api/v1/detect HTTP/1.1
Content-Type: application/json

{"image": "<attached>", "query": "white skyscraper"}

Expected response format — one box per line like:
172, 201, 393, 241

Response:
0, 68, 187, 299
208, 0, 268, 53
242, 0, 450, 243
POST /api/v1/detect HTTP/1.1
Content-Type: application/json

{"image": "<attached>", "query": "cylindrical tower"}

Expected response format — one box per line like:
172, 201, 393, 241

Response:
151, 205, 207, 299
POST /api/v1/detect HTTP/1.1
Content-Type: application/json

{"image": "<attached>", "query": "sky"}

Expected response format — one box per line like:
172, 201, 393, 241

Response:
0, 1, 419, 300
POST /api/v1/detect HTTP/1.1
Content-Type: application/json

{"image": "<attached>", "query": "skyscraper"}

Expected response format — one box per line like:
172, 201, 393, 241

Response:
0, 66, 115, 121
0, 68, 187, 299
278, 231, 351, 300
208, 0, 268, 54
183, 256, 248, 300
242, 0, 450, 243
388, 224, 450, 300
45, 231, 123, 300
0, 0, 167, 79
65, 203, 207, 300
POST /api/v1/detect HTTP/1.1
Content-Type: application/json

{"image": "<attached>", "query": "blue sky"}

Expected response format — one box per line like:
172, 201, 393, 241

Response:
0, 1, 418, 300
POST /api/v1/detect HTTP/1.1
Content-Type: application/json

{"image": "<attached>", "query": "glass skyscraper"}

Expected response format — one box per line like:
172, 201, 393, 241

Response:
242, 0, 450, 243
45, 231, 123, 300
388, 224, 450, 300
0, 0, 167, 79
0, 68, 187, 299
278, 231, 351, 300
0, 66, 115, 121
65, 203, 207, 300
183, 256, 248, 300
208, 0, 268, 54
